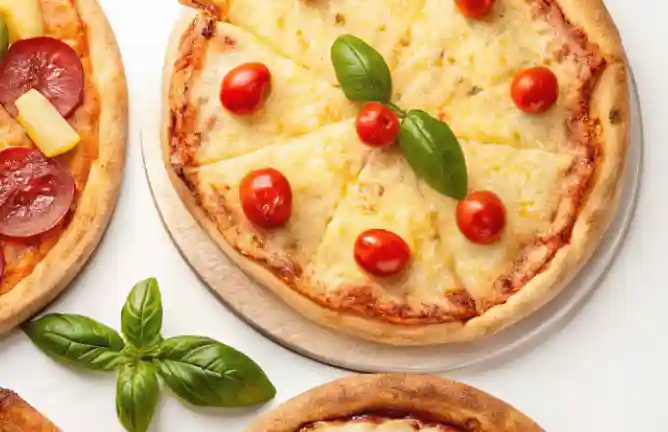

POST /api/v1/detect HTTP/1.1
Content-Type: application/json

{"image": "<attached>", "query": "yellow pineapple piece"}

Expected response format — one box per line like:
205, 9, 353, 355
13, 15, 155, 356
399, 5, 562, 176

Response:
15, 89, 80, 157
0, 0, 44, 42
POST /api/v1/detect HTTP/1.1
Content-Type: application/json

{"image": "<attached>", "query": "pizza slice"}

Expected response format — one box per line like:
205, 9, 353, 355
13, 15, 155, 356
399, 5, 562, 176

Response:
186, 120, 370, 278
179, 0, 424, 84
422, 140, 575, 309
393, 0, 582, 152
167, 13, 356, 166
304, 149, 477, 327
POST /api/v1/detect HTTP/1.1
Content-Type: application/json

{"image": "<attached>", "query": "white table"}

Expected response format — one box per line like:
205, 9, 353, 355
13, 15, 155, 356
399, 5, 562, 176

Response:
0, 1, 664, 430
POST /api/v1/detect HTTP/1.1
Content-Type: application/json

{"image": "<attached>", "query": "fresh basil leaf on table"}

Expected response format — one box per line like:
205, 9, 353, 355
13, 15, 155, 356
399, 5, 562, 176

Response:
155, 336, 276, 407
399, 109, 468, 200
23, 313, 126, 370
116, 361, 160, 432
121, 277, 163, 349
331, 34, 392, 103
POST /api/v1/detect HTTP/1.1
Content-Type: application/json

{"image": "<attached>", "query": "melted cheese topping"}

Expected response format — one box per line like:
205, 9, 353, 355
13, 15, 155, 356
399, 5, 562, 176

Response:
191, 22, 356, 165
393, 0, 579, 151
219, 0, 424, 84
193, 121, 369, 266
306, 141, 572, 305
305, 418, 457, 432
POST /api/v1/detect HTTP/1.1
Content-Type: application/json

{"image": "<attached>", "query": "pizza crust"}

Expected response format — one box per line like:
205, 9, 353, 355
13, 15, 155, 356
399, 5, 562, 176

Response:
163, 0, 629, 345
0, 0, 128, 333
244, 374, 543, 431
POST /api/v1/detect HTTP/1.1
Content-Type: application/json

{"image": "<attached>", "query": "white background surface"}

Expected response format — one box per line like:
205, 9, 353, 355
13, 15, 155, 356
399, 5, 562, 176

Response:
0, 0, 663, 430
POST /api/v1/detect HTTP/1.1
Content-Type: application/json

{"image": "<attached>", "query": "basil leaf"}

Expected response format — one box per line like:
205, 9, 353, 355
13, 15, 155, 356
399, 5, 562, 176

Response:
116, 361, 159, 432
121, 278, 163, 349
399, 110, 468, 199
154, 336, 276, 407
23, 314, 125, 371
331, 34, 392, 103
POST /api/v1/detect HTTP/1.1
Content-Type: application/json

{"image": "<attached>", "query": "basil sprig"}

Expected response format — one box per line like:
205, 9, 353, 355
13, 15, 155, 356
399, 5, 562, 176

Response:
330, 35, 468, 199
22, 278, 276, 432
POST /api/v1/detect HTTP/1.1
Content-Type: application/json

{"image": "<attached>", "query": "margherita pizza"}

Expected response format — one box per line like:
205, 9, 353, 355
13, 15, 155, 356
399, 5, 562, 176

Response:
0, 0, 127, 333
163, 0, 629, 345
245, 374, 543, 432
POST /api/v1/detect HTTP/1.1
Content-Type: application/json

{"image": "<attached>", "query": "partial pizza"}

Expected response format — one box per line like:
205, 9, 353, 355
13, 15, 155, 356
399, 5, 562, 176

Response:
0, 0, 127, 333
245, 374, 543, 431
163, 0, 629, 345
0, 388, 60, 431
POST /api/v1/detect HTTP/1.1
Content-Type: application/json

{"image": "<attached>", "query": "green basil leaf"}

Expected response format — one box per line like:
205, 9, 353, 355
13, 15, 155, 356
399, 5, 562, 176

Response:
116, 361, 159, 432
331, 34, 392, 103
154, 336, 276, 407
0, 18, 8, 59
121, 278, 163, 349
23, 314, 125, 371
399, 110, 468, 199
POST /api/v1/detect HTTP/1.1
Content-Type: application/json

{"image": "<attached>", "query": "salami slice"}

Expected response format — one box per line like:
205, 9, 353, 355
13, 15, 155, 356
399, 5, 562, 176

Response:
0, 37, 84, 117
0, 147, 75, 238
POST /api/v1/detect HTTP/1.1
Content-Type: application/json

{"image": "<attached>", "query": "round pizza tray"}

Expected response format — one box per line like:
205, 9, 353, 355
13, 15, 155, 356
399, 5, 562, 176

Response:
141, 69, 642, 373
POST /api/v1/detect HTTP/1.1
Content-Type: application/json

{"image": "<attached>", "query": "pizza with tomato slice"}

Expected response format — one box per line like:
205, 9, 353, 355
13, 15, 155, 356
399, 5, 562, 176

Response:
163, 0, 629, 345
245, 374, 543, 431
0, 0, 127, 333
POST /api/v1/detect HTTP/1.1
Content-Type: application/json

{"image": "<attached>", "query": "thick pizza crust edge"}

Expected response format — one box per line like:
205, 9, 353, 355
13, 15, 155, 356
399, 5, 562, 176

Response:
0, 0, 128, 334
244, 374, 544, 432
163, 2, 630, 345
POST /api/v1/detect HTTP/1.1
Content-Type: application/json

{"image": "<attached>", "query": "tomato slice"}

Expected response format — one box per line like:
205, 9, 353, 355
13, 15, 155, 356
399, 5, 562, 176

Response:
0, 147, 75, 238
0, 37, 84, 117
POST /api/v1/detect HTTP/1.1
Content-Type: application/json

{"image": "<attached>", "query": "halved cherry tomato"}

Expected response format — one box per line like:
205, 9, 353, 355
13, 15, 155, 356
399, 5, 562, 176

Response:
0, 37, 84, 117
220, 62, 272, 115
239, 168, 292, 229
455, 0, 495, 19
0, 147, 75, 238
511, 67, 559, 114
354, 229, 411, 277
457, 190, 506, 245
356, 102, 400, 148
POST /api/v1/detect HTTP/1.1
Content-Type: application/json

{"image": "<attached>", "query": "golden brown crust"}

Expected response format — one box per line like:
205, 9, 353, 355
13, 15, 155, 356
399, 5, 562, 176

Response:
244, 374, 543, 432
163, 0, 629, 345
0, 0, 128, 333
0, 388, 61, 431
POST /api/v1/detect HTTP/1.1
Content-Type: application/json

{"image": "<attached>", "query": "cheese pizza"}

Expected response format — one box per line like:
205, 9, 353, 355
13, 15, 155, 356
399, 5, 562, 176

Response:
245, 374, 543, 432
163, 0, 628, 345
0, 0, 127, 333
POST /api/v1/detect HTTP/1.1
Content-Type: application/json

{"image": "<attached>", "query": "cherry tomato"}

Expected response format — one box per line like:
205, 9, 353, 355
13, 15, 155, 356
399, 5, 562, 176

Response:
239, 168, 292, 229
457, 190, 506, 245
356, 102, 400, 148
455, 0, 495, 19
0, 147, 75, 238
354, 229, 411, 277
0, 37, 84, 117
511, 67, 559, 114
220, 62, 271, 115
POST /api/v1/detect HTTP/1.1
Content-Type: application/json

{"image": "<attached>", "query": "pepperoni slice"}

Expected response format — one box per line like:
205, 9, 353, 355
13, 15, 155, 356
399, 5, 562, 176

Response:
0, 37, 84, 117
0, 147, 75, 238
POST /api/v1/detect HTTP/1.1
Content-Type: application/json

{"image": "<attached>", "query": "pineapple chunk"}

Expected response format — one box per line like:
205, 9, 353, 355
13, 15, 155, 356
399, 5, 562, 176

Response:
0, 0, 44, 42
15, 89, 80, 157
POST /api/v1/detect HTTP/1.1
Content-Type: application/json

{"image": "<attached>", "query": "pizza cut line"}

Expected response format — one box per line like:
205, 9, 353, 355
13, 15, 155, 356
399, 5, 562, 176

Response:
244, 374, 543, 432
164, 0, 629, 345
0, 0, 127, 333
